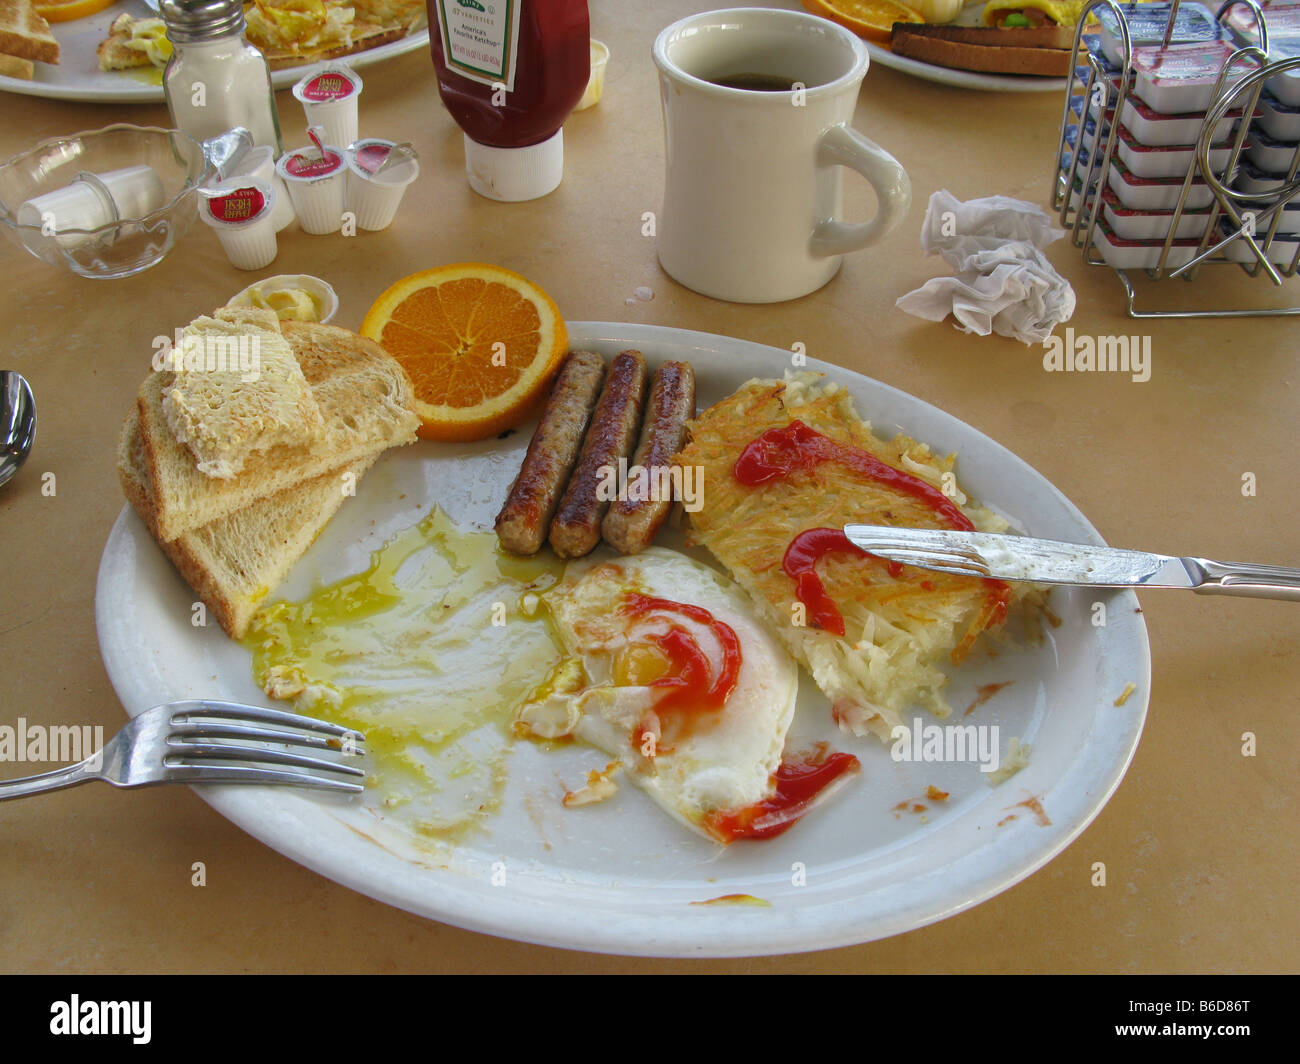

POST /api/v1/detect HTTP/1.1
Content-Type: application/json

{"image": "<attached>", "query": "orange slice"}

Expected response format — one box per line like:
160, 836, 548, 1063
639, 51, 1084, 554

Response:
801, 0, 925, 43
35, 0, 117, 22
361, 263, 569, 442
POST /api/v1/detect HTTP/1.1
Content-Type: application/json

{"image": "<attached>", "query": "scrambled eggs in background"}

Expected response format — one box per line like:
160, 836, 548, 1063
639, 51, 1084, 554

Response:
103, 0, 427, 72
245, 0, 426, 58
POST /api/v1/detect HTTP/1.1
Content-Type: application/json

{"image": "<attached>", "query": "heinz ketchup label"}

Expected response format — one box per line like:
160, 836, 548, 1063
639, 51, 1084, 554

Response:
205, 185, 266, 223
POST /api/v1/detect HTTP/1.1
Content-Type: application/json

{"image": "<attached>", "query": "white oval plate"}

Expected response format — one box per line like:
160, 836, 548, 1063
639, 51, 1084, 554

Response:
865, 39, 1068, 93
95, 322, 1150, 957
0, 0, 428, 104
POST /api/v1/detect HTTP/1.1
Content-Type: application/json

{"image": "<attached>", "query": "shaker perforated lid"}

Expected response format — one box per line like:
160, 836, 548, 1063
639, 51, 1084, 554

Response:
159, 0, 245, 44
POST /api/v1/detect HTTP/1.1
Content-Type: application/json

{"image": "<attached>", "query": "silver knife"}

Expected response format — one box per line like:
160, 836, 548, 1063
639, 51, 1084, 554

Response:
841, 525, 1300, 601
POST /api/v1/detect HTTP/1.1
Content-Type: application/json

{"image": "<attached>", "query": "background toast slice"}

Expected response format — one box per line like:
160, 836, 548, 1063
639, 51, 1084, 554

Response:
0, 52, 34, 78
259, 23, 407, 70
139, 320, 419, 542
890, 27, 1071, 77
893, 21, 1075, 51
96, 13, 154, 71
0, 0, 58, 65
119, 408, 382, 639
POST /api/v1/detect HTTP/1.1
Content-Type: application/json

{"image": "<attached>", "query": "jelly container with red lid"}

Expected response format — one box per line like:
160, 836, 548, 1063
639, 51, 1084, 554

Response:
346, 139, 420, 231
275, 128, 347, 235
293, 62, 363, 151
429, 0, 590, 201
198, 176, 277, 270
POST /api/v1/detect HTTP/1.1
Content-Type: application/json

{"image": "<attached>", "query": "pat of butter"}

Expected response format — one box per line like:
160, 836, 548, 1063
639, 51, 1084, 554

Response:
251, 286, 322, 322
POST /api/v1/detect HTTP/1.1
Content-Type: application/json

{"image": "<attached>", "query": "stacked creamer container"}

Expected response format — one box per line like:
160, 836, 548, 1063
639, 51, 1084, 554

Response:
1077, 1, 1258, 269
1222, 0, 1300, 265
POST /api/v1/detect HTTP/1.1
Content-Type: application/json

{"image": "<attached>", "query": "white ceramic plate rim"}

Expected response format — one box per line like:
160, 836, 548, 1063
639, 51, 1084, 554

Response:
0, 0, 428, 104
865, 39, 1068, 93
95, 321, 1151, 958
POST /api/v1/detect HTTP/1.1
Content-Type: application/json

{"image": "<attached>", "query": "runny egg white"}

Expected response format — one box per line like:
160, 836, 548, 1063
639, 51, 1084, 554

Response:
514, 547, 800, 842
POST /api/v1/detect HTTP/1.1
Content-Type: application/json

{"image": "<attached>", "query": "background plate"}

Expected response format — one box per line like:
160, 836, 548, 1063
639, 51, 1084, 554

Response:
0, 0, 428, 103
95, 322, 1150, 958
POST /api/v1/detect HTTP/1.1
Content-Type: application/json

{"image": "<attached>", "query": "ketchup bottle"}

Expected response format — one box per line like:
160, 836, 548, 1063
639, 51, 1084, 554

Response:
428, 0, 590, 201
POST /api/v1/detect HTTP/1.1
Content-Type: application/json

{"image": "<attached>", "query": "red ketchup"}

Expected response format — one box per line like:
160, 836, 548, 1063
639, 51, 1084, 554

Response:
621, 593, 740, 755
705, 745, 860, 843
428, 0, 590, 200
734, 420, 1009, 637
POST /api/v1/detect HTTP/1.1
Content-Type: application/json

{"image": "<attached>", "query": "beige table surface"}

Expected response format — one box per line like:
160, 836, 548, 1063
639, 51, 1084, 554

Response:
2, 0, 1296, 974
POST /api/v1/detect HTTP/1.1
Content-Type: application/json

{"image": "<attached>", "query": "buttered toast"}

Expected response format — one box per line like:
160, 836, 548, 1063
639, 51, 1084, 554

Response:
119, 409, 381, 639
139, 321, 419, 542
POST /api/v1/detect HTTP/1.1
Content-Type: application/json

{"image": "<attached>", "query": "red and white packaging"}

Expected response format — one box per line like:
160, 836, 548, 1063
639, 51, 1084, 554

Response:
275, 128, 347, 235
198, 177, 277, 270
293, 63, 363, 152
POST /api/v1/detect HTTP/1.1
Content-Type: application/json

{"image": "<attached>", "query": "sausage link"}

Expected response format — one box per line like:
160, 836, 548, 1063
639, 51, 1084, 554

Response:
548, 350, 648, 558
601, 361, 696, 554
494, 350, 607, 555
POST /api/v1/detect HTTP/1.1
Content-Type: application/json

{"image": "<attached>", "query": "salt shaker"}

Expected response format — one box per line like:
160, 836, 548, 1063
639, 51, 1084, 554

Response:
160, 0, 282, 153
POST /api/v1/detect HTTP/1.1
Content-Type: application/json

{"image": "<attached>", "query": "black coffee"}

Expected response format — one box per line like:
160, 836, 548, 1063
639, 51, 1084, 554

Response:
709, 71, 800, 91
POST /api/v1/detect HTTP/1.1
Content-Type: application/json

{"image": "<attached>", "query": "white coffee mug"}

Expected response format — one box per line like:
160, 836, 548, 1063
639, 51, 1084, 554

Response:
653, 7, 911, 303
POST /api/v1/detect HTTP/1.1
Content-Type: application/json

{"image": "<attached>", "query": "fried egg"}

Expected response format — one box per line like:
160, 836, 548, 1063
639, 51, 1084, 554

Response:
515, 547, 801, 842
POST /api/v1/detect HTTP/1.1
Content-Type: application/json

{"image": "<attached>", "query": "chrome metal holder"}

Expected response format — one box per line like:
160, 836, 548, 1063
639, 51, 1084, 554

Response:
1054, 0, 1300, 317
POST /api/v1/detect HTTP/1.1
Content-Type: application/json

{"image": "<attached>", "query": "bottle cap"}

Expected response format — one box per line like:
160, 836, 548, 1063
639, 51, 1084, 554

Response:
159, 0, 245, 44
462, 129, 564, 202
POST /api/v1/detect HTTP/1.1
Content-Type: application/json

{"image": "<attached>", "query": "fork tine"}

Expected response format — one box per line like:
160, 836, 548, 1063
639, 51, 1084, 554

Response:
167, 700, 364, 740
161, 764, 365, 793
167, 743, 366, 776
169, 721, 366, 754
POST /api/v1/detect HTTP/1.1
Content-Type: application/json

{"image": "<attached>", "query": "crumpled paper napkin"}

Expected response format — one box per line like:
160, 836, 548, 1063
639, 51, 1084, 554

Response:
896, 190, 1076, 345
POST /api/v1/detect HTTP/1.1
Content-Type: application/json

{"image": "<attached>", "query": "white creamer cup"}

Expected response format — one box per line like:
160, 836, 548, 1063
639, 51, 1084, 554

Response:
276, 143, 347, 235
198, 177, 278, 270
345, 139, 420, 231
16, 165, 165, 248
223, 145, 295, 232
293, 63, 363, 151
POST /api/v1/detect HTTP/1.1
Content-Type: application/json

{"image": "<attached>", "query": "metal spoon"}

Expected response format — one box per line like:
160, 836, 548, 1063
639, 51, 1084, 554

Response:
0, 370, 36, 488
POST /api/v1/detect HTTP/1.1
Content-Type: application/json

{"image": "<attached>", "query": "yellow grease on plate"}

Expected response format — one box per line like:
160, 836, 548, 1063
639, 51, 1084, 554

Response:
690, 894, 772, 908
243, 507, 563, 839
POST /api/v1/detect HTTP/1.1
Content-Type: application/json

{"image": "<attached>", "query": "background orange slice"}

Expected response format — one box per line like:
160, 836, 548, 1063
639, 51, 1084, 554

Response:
35, 0, 117, 22
801, 0, 926, 43
361, 263, 569, 442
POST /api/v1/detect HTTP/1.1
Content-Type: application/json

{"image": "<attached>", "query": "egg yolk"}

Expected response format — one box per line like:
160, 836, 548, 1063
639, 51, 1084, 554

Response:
614, 644, 673, 686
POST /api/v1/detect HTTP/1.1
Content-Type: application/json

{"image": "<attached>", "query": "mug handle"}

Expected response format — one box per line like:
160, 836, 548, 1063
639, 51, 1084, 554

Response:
810, 124, 911, 258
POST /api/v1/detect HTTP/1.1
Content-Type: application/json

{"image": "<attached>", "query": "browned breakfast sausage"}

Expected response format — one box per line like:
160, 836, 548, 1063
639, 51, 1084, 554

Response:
548, 350, 648, 558
601, 361, 696, 555
494, 350, 607, 555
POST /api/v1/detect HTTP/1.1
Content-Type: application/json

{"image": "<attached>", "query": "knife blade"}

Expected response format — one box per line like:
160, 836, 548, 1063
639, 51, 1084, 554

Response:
841, 525, 1300, 601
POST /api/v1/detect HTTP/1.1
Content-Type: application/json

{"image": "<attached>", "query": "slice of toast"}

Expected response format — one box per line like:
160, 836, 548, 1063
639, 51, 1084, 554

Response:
0, 0, 58, 65
119, 408, 381, 639
891, 25, 1072, 77
97, 13, 164, 72
895, 21, 1075, 50
161, 307, 324, 480
139, 320, 419, 542
0, 52, 34, 78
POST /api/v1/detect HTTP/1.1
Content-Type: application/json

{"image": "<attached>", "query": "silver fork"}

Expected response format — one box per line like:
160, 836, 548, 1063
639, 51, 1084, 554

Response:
0, 700, 367, 801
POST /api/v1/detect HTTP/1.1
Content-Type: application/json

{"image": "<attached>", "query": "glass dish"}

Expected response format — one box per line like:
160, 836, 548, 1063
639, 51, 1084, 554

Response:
0, 124, 209, 280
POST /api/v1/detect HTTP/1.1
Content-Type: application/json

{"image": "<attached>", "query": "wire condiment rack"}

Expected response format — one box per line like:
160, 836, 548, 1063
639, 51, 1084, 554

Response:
1053, 0, 1300, 316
